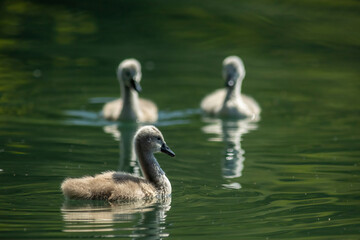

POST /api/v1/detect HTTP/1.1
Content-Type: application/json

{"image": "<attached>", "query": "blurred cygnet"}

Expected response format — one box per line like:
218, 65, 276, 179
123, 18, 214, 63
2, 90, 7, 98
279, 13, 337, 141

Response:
103, 59, 158, 122
201, 56, 260, 120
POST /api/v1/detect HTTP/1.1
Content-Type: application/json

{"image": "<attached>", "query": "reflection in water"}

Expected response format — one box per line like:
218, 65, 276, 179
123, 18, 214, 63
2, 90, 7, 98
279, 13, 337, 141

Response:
61, 198, 171, 238
103, 123, 140, 176
202, 118, 258, 189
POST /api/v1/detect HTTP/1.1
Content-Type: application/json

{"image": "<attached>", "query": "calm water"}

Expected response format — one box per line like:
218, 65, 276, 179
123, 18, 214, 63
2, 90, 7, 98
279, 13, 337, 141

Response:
1, 0, 359, 239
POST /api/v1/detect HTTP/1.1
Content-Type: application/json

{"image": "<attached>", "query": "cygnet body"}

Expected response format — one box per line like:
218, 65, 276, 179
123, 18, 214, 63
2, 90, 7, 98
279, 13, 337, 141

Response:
61, 126, 175, 201
201, 56, 260, 120
103, 59, 158, 122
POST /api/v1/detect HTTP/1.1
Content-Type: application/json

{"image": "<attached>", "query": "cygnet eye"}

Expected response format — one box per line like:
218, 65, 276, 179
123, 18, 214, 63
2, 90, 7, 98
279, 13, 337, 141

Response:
124, 70, 131, 77
156, 136, 161, 141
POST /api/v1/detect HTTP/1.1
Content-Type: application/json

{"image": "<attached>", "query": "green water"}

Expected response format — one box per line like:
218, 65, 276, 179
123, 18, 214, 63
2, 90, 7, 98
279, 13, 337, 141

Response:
1, 0, 359, 239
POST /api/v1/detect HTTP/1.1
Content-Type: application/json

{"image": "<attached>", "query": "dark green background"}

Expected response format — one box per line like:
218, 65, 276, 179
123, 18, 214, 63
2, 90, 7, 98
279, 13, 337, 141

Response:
0, 0, 359, 239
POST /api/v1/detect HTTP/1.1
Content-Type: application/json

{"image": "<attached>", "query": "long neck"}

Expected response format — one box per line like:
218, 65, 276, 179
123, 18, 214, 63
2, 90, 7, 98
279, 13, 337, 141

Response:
135, 144, 165, 187
119, 83, 141, 121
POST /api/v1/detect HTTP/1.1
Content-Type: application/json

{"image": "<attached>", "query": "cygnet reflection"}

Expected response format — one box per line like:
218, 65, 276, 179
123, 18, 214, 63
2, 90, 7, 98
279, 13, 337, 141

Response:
61, 198, 171, 238
202, 118, 258, 189
103, 123, 140, 176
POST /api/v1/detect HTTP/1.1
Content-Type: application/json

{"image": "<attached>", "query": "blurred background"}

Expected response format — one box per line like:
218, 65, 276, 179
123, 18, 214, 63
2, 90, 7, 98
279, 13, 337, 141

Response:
0, 0, 359, 239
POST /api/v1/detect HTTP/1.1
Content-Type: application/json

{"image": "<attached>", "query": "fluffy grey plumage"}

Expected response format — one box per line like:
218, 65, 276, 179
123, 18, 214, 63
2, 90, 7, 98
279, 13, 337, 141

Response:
61, 126, 175, 202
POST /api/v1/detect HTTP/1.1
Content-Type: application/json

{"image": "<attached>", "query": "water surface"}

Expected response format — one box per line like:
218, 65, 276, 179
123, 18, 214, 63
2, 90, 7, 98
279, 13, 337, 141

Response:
0, 0, 359, 239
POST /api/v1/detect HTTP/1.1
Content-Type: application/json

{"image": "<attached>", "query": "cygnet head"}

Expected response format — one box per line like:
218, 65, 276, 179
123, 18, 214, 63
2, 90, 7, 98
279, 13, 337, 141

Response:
222, 56, 246, 88
134, 126, 175, 157
117, 58, 142, 93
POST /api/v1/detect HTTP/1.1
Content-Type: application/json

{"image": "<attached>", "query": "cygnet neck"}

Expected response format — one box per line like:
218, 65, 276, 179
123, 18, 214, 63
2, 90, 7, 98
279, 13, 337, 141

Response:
119, 80, 141, 120
135, 142, 166, 188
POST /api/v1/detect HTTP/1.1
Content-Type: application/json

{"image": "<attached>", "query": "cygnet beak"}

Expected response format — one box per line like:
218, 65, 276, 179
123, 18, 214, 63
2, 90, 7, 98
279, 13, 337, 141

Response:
225, 72, 238, 88
130, 78, 142, 93
161, 143, 175, 157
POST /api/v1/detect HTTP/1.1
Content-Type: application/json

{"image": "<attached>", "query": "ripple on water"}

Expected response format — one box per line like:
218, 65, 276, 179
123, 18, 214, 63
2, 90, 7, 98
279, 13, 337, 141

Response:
61, 199, 171, 238
64, 100, 201, 128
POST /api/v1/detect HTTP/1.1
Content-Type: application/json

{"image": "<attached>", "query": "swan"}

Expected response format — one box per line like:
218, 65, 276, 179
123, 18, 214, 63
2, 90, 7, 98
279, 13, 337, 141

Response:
61, 125, 175, 201
102, 59, 158, 122
200, 56, 260, 120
